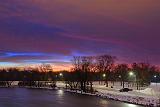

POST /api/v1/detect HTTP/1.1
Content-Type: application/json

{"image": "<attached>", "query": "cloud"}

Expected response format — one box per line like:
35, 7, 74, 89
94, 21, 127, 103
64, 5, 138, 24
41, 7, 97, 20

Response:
0, 0, 160, 68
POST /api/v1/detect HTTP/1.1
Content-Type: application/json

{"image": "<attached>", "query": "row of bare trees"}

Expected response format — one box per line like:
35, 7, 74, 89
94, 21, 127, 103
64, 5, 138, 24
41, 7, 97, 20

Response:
0, 55, 159, 91
66, 54, 159, 92
66, 55, 117, 92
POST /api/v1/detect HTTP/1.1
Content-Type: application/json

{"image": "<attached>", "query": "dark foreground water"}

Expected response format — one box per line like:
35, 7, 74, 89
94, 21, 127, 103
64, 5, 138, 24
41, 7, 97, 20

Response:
0, 88, 143, 107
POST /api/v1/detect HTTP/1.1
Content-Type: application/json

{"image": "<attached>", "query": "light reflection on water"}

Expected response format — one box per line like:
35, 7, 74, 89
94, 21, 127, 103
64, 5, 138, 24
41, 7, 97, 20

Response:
58, 89, 64, 95
0, 88, 143, 107
127, 104, 138, 107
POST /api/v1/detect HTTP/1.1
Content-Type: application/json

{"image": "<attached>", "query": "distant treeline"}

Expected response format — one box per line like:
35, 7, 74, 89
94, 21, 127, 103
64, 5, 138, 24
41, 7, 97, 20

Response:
0, 54, 159, 84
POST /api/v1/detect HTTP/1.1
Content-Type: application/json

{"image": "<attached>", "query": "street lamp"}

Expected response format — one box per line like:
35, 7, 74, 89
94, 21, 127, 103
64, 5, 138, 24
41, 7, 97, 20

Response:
129, 72, 134, 76
102, 74, 106, 78
154, 75, 157, 78
102, 74, 106, 86
129, 71, 138, 90
154, 75, 157, 86
59, 73, 63, 77
59, 73, 63, 81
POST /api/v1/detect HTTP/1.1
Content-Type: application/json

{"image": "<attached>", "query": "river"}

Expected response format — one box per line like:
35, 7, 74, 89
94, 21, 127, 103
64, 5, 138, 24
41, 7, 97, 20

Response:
0, 88, 143, 107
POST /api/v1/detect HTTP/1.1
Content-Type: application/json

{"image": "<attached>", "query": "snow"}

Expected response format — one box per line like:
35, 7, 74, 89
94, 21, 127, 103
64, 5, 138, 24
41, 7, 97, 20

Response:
57, 81, 160, 106
56, 81, 66, 88
137, 88, 156, 96
96, 88, 159, 106
11, 81, 19, 86
150, 83, 160, 96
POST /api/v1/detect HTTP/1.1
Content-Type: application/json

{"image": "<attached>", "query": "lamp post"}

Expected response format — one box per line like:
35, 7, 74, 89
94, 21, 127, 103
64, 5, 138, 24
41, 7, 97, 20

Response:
59, 73, 63, 81
129, 71, 138, 90
154, 75, 157, 87
59, 73, 63, 77
102, 73, 106, 78
118, 75, 122, 87
102, 73, 106, 85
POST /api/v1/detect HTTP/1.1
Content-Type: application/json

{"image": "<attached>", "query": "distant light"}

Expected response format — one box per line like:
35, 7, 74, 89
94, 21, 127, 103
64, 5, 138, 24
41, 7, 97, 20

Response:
154, 75, 157, 78
59, 73, 63, 77
103, 74, 106, 78
129, 72, 134, 76
48, 83, 52, 85
119, 75, 121, 78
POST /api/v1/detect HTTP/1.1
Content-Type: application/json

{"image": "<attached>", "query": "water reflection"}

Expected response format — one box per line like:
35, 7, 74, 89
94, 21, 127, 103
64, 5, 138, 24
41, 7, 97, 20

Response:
127, 104, 138, 107
99, 98, 142, 107
58, 89, 64, 95
99, 99, 109, 105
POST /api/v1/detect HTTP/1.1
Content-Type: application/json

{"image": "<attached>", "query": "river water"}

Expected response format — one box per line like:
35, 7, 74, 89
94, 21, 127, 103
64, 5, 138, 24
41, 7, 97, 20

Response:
0, 88, 143, 107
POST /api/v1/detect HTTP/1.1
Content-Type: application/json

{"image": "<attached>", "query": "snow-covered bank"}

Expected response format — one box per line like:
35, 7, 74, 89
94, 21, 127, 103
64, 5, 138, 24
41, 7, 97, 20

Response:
2, 81, 159, 106
56, 82, 66, 88
56, 81, 160, 106
96, 89, 159, 106
63, 88, 158, 106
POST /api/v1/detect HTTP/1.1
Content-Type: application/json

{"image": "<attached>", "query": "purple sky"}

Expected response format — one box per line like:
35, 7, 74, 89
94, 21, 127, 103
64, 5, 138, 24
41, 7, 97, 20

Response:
0, 0, 160, 70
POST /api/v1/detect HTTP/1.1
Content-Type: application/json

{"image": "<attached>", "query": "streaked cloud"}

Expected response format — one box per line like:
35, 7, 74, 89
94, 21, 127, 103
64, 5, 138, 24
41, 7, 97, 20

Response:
0, 0, 160, 69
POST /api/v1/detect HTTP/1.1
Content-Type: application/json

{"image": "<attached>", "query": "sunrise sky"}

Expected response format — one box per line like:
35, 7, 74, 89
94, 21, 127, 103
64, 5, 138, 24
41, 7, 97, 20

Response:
0, 0, 160, 70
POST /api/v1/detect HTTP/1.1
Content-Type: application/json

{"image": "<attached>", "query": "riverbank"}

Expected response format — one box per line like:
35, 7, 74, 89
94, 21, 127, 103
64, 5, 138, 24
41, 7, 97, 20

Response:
96, 90, 159, 106
18, 86, 158, 107
0, 81, 159, 106
63, 89, 158, 107
56, 82, 160, 107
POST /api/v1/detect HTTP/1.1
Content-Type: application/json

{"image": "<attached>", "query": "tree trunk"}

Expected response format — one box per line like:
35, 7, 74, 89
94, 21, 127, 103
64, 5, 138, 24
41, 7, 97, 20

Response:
122, 81, 125, 88
105, 81, 108, 87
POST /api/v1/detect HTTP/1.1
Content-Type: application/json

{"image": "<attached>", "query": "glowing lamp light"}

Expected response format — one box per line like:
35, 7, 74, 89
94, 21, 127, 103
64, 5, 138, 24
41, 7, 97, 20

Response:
102, 74, 106, 78
129, 72, 134, 76
154, 75, 157, 78
59, 73, 63, 77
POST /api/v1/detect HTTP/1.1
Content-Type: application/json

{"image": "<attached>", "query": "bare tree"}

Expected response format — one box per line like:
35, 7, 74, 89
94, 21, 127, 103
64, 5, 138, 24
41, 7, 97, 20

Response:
96, 55, 116, 87
39, 64, 53, 81
132, 62, 151, 90
115, 64, 129, 88
68, 56, 82, 91
39, 64, 53, 72
81, 56, 94, 92
70, 56, 94, 92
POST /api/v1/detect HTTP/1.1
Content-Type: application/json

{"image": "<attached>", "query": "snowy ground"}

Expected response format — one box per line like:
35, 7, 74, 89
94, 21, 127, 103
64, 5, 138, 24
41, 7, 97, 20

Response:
56, 81, 160, 106
56, 82, 66, 88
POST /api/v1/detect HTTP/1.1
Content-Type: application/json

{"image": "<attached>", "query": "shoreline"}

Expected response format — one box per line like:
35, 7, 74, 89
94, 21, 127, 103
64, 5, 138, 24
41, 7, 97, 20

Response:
64, 89, 158, 107
1, 86, 158, 107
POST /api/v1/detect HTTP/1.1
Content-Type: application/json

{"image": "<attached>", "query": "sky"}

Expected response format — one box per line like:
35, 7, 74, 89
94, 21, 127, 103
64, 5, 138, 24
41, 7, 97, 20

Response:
0, 0, 160, 70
